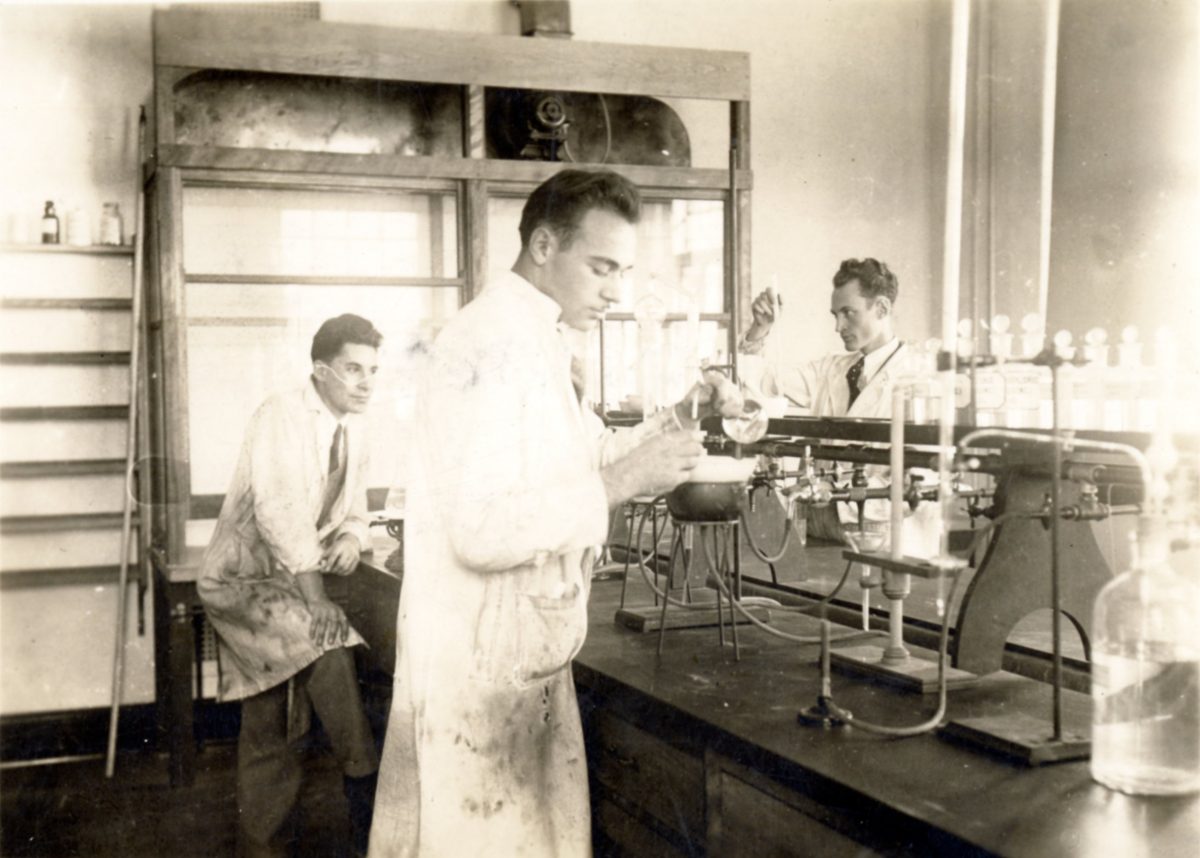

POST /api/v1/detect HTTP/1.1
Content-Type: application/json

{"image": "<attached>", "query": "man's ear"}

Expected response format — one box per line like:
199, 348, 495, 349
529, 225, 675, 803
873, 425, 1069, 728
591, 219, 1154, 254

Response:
528, 225, 557, 265
875, 297, 892, 318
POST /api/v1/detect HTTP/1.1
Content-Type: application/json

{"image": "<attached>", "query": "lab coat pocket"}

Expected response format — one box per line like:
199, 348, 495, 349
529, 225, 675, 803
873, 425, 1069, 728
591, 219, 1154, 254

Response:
512, 584, 587, 689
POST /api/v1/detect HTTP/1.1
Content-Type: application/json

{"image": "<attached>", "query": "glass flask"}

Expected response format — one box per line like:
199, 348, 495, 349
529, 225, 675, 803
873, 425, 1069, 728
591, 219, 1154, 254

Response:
1091, 518, 1200, 795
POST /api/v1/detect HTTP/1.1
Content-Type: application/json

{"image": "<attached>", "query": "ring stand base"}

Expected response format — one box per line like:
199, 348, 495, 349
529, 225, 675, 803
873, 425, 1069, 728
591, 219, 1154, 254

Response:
831, 645, 979, 694
939, 712, 1090, 765
615, 588, 771, 633
797, 696, 848, 728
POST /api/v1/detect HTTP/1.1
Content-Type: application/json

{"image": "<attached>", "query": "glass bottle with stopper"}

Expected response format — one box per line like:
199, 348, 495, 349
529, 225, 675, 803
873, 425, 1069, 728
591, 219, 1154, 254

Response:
40, 201, 59, 244
1091, 513, 1199, 796
1072, 327, 1108, 430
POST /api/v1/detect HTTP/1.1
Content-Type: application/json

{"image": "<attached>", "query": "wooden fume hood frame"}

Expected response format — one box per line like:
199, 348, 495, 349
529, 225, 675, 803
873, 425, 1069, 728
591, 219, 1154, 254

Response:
144, 8, 751, 783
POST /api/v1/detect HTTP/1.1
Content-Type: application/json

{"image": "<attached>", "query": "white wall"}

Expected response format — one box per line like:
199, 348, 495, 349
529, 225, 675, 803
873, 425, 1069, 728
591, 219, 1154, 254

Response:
0, 4, 150, 245
0, 5, 155, 716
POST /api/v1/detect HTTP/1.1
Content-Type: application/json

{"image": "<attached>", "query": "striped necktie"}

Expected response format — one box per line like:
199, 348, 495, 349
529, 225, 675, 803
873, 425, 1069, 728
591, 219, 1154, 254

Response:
318, 423, 347, 529
846, 355, 866, 408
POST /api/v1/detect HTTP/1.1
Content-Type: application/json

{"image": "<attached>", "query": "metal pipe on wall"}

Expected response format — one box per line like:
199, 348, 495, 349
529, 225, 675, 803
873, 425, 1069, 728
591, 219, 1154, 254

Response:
935, 0, 972, 565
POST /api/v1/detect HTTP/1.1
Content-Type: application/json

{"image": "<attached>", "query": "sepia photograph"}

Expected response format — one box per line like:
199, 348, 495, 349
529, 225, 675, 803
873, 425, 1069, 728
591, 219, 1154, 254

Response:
0, 0, 1197, 855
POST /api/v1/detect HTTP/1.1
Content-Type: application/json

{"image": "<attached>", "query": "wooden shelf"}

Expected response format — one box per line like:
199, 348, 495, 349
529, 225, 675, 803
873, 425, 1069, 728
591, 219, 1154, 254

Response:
0, 405, 127, 421
1, 459, 126, 479
1, 243, 133, 256
0, 512, 137, 535
0, 351, 130, 366
0, 298, 132, 311
0, 564, 140, 590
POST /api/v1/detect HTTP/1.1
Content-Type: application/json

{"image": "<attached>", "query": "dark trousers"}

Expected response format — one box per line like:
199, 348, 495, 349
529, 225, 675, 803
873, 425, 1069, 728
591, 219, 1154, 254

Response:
237, 648, 379, 856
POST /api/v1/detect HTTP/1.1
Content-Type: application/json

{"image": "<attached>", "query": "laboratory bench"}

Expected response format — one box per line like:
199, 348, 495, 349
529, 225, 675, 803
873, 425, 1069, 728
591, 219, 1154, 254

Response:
575, 576, 1199, 857
151, 528, 1198, 856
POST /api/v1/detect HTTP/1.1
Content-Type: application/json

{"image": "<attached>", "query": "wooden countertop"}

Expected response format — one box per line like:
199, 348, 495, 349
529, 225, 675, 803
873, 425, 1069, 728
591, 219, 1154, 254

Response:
574, 577, 1199, 857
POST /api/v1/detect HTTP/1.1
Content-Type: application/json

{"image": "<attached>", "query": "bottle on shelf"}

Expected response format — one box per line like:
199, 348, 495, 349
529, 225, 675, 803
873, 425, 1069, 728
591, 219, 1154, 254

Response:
100, 202, 124, 246
40, 201, 60, 244
954, 319, 974, 424
1043, 329, 1075, 429
1071, 327, 1108, 431
905, 338, 941, 424
1109, 325, 1144, 432
984, 314, 1013, 427
1000, 312, 1044, 429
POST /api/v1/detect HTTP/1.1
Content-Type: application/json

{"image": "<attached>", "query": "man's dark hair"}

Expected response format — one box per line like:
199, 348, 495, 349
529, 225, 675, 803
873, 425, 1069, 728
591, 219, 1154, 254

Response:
518, 169, 641, 249
311, 314, 383, 363
833, 258, 899, 304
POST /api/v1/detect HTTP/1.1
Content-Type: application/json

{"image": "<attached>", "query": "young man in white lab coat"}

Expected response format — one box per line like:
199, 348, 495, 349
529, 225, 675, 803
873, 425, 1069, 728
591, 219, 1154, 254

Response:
369, 170, 741, 858
740, 259, 938, 556
198, 314, 382, 858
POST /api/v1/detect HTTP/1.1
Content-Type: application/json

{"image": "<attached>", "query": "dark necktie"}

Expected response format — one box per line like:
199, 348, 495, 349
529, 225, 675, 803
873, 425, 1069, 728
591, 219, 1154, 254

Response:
846, 355, 866, 409
329, 423, 345, 475
318, 423, 347, 529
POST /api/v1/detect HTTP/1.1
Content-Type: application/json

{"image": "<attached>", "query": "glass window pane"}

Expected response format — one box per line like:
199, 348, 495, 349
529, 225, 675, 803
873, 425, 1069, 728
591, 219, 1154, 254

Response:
183, 186, 459, 278
174, 71, 463, 158
484, 90, 730, 170
486, 196, 724, 313
599, 318, 727, 412
487, 196, 525, 286
624, 199, 725, 314
185, 282, 459, 497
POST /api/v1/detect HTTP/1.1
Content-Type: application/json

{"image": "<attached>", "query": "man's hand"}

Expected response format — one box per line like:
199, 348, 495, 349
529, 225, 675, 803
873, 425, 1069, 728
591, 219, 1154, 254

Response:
308, 598, 350, 648
296, 570, 349, 647
673, 369, 744, 428
321, 533, 361, 576
745, 289, 782, 343
601, 429, 705, 507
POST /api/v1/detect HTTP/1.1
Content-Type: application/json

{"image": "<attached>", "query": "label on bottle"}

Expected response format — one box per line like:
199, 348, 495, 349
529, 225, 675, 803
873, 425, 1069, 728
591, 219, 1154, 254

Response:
954, 374, 970, 408
975, 369, 1005, 410
100, 209, 123, 246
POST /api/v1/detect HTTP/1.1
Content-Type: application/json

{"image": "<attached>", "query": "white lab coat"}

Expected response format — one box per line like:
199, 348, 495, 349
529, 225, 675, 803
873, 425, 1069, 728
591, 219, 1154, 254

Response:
197, 382, 371, 701
741, 341, 940, 558
370, 271, 668, 858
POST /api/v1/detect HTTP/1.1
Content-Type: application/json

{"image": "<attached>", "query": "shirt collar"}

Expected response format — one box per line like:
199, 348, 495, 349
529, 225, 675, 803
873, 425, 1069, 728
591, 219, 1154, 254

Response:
496, 269, 564, 330
304, 377, 349, 428
860, 337, 901, 383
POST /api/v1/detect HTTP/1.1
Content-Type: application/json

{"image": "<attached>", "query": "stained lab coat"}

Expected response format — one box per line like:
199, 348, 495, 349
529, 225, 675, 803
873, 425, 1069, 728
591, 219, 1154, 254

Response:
741, 341, 940, 557
197, 382, 370, 701
370, 272, 669, 858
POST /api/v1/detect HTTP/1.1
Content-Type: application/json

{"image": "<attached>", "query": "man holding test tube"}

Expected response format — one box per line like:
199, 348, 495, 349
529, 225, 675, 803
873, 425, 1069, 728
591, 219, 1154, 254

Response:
739, 258, 938, 556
